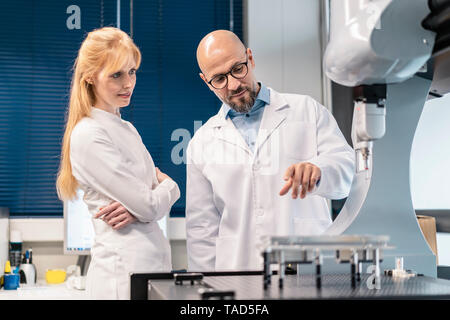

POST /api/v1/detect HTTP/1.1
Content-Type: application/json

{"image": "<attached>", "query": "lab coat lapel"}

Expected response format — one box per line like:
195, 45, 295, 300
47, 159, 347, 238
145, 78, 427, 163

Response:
254, 89, 289, 155
210, 105, 252, 155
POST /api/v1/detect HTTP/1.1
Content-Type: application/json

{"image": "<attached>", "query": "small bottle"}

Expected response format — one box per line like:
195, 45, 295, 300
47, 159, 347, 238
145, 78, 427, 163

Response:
4, 260, 20, 290
9, 230, 22, 267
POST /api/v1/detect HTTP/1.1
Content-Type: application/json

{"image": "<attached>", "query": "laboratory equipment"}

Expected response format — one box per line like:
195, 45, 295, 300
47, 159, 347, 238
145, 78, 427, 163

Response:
3, 260, 20, 290
322, 0, 450, 277
9, 230, 22, 267
261, 235, 391, 290
384, 257, 417, 279
130, 270, 450, 300
19, 249, 36, 286
19, 264, 36, 286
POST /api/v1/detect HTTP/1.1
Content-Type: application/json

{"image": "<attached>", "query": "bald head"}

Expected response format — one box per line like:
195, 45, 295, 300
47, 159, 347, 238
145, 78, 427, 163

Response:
197, 30, 246, 74
196, 30, 259, 114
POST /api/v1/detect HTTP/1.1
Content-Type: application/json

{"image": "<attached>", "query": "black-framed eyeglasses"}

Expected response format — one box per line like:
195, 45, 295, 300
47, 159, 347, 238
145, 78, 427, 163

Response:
207, 55, 249, 89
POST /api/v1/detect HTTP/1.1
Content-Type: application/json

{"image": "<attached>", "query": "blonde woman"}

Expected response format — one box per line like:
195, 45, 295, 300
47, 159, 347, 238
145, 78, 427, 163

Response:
56, 27, 180, 300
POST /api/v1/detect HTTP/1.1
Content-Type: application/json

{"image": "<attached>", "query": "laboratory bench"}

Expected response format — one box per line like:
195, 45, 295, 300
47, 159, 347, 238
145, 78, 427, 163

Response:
0, 280, 88, 300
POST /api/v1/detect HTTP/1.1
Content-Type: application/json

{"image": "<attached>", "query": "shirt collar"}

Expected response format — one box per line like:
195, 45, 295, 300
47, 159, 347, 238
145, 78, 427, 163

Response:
223, 83, 270, 119
90, 107, 123, 123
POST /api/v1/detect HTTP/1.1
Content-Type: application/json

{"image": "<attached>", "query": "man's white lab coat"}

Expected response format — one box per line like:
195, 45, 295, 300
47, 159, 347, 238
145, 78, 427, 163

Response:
186, 88, 355, 271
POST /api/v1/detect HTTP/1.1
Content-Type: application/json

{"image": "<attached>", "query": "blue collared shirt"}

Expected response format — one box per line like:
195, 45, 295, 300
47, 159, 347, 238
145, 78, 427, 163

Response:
223, 83, 270, 153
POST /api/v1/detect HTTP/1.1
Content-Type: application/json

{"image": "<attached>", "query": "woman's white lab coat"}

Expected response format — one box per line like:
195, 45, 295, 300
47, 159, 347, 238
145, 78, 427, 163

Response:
70, 107, 180, 299
186, 88, 355, 271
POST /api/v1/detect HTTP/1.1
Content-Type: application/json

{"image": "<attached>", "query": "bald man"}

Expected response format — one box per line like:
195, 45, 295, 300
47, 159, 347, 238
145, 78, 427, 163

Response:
186, 30, 355, 271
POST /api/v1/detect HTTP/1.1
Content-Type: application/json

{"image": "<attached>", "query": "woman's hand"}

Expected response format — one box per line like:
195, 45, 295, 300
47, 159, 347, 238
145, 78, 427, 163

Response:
155, 167, 171, 183
94, 201, 137, 230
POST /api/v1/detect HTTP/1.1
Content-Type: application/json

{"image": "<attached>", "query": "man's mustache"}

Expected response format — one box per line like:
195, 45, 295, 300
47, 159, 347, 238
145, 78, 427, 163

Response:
228, 87, 248, 98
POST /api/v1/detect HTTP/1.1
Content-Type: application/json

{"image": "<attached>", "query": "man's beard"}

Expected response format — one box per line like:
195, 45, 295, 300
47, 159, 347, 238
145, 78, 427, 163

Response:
226, 85, 258, 113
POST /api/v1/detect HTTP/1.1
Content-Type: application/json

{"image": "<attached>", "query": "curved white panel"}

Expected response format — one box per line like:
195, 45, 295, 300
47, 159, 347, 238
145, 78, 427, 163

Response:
324, 0, 435, 87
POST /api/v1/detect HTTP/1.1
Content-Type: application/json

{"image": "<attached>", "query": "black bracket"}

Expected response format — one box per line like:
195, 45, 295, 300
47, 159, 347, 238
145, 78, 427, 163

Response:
174, 272, 204, 285
199, 288, 235, 300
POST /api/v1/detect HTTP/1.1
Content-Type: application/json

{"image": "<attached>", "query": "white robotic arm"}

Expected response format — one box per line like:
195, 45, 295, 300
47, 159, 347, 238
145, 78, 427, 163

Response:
325, 0, 435, 173
323, 0, 450, 277
324, 0, 435, 87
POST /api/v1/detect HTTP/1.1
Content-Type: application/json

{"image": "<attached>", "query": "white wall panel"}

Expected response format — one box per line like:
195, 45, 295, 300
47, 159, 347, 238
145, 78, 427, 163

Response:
246, 0, 324, 104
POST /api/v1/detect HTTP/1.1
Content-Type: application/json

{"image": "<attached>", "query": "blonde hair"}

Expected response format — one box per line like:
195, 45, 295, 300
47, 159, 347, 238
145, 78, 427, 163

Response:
56, 27, 141, 200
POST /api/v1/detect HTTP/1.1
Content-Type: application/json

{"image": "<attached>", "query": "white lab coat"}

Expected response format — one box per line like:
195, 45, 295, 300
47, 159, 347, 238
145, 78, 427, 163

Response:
70, 107, 180, 300
186, 88, 355, 271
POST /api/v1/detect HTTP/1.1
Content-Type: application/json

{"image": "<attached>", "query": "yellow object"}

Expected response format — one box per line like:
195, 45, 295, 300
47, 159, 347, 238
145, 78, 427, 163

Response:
45, 269, 66, 284
4, 260, 11, 274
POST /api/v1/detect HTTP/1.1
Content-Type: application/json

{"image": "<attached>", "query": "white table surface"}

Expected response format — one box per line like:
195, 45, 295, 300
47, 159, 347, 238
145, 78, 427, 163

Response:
0, 280, 89, 300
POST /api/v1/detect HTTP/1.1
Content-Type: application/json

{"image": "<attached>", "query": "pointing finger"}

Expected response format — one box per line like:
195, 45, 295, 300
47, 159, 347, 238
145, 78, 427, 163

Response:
292, 165, 303, 199
279, 178, 293, 196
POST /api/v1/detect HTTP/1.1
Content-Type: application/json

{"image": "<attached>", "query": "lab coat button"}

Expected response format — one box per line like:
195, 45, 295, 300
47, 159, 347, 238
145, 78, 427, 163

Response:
255, 209, 264, 216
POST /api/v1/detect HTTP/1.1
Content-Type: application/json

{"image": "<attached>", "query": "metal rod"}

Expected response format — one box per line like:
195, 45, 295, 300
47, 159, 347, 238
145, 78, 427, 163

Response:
357, 262, 362, 282
351, 250, 358, 288
315, 252, 322, 289
373, 248, 381, 288
279, 251, 285, 289
263, 251, 270, 290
